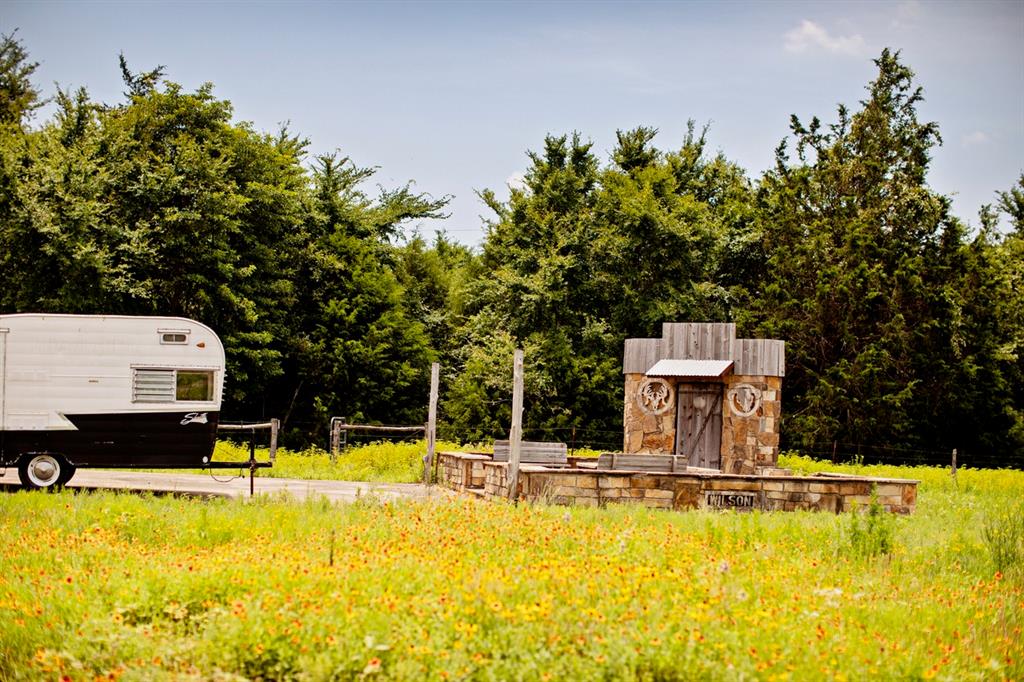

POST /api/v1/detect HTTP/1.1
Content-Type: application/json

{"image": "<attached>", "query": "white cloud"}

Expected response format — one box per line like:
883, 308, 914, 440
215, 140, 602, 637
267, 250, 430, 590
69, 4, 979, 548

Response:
961, 131, 991, 147
784, 19, 869, 57
891, 0, 924, 29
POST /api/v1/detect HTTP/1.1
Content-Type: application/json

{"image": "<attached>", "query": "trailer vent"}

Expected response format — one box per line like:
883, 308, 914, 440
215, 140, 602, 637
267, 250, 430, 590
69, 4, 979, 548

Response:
158, 329, 190, 344
133, 369, 175, 403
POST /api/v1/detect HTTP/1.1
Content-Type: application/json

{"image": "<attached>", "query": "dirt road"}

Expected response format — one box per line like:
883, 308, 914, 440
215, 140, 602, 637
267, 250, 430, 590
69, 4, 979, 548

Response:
0, 468, 442, 502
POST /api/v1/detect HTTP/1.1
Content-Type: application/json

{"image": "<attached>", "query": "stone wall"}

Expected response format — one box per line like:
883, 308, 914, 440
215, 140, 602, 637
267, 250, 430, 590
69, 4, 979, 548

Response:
623, 372, 784, 475
623, 373, 677, 454
720, 375, 783, 474
482, 461, 536, 499
436, 453, 918, 514
436, 451, 489, 492
522, 471, 677, 509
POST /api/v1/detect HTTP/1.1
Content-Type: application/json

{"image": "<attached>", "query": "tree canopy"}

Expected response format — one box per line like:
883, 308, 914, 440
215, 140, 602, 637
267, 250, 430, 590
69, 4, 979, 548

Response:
745, 50, 1018, 457
0, 37, 1020, 463
0, 44, 447, 444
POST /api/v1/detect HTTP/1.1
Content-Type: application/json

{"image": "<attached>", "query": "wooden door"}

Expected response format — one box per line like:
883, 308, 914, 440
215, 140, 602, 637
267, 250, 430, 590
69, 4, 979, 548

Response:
675, 383, 723, 469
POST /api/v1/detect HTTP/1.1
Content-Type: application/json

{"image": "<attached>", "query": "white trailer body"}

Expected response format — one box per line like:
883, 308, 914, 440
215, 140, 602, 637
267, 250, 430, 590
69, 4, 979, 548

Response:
0, 314, 227, 485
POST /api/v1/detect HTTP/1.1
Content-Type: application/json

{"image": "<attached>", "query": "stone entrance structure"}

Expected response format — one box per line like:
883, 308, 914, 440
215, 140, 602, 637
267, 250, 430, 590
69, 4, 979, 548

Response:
434, 321, 919, 515
623, 323, 784, 475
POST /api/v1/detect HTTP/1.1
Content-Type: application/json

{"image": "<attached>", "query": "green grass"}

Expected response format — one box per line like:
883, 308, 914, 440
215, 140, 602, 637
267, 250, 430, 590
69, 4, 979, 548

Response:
210, 440, 464, 484
780, 451, 1024, 495
1, 458, 1022, 680
157, 440, 603, 483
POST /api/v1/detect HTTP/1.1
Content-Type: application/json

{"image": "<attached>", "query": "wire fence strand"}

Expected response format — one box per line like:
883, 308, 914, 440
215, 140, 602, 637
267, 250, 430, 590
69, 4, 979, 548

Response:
235, 415, 1019, 469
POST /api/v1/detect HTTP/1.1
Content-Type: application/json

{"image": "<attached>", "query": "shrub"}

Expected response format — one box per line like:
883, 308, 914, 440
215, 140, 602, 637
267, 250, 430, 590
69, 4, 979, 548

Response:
845, 486, 896, 559
982, 501, 1024, 577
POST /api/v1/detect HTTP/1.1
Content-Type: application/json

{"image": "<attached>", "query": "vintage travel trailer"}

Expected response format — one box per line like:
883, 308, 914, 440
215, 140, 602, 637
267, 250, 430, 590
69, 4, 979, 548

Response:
0, 314, 229, 488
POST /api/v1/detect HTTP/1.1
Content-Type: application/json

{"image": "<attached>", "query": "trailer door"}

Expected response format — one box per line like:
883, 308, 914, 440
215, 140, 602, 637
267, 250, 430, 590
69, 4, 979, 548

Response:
0, 327, 7, 439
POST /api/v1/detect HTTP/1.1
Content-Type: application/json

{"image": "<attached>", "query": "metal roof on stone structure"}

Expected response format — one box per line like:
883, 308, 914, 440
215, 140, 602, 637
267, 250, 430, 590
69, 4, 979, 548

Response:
623, 322, 785, 377
646, 359, 734, 377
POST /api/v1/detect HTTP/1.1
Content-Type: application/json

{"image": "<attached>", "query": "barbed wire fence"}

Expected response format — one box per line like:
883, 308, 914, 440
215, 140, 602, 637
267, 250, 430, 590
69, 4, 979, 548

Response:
300, 418, 1014, 471
248, 387, 1017, 470
783, 440, 1012, 469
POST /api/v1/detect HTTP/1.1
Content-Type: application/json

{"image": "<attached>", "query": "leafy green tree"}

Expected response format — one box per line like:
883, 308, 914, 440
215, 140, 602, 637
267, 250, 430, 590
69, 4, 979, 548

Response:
0, 87, 114, 313
596, 122, 755, 334
446, 133, 608, 443
0, 41, 450, 444
446, 127, 753, 447
750, 49, 1022, 460
0, 31, 44, 127
1, 57, 313, 404
394, 231, 481, 362
94, 70, 309, 404
271, 153, 448, 441
992, 175, 1024, 449
997, 173, 1024, 232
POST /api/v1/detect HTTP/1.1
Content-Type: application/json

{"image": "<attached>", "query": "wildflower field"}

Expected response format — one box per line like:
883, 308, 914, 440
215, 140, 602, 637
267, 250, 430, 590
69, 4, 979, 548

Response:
2, 451, 1022, 681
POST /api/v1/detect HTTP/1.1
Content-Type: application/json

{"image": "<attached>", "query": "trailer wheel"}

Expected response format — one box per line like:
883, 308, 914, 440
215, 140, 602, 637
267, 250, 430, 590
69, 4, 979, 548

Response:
56, 463, 77, 487
17, 454, 68, 490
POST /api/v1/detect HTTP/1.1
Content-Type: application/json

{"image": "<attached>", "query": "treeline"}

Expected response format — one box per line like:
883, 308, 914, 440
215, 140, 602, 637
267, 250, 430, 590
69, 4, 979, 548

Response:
0, 37, 448, 438
1, 34, 1021, 464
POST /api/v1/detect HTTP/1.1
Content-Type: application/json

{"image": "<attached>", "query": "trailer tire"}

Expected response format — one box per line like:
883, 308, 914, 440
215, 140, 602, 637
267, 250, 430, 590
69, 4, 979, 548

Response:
17, 454, 69, 490
56, 463, 77, 487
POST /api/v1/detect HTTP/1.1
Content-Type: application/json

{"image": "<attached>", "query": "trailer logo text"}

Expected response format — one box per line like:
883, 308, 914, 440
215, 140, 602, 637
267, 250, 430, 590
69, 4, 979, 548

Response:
181, 412, 209, 425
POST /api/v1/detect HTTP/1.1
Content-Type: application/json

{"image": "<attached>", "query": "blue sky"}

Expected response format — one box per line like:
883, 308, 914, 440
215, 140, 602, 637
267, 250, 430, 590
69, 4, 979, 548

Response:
4, 0, 1022, 244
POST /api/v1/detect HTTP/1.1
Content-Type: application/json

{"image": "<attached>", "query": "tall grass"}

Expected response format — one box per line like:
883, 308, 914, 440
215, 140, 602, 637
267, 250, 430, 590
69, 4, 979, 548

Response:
205, 440, 467, 484
1, 460, 1022, 680
780, 451, 1024, 494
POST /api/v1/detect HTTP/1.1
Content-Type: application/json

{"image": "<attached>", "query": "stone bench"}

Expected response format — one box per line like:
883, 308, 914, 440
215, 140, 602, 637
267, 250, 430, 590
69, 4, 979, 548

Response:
492, 440, 568, 466
596, 453, 683, 472
595, 453, 718, 474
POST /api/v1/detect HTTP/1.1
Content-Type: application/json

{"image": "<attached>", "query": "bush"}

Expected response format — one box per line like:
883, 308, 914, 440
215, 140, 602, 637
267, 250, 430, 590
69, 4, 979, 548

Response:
982, 501, 1024, 577
845, 487, 896, 559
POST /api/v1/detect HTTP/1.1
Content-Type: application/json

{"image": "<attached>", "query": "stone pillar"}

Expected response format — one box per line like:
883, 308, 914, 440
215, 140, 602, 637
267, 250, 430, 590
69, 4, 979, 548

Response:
623, 373, 677, 454
721, 375, 782, 474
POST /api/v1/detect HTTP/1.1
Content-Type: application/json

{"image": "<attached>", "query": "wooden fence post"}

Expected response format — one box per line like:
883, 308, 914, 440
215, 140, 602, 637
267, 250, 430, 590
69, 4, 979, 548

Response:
951, 448, 958, 485
507, 349, 524, 501
424, 362, 439, 485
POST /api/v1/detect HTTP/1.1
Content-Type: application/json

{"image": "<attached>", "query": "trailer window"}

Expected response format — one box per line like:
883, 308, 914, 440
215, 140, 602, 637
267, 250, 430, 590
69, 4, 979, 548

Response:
176, 371, 214, 401
133, 369, 215, 402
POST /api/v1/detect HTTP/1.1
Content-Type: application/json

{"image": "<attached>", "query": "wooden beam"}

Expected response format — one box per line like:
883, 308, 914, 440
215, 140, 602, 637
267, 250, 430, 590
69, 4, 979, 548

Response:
507, 349, 524, 500
269, 418, 280, 463
329, 417, 343, 461
332, 423, 425, 434
424, 362, 439, 485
